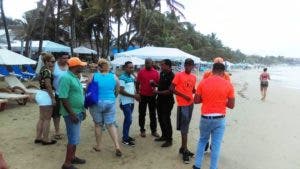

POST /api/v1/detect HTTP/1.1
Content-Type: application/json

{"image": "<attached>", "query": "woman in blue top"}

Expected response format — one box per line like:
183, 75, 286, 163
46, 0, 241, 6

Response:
88, 59, 122, 156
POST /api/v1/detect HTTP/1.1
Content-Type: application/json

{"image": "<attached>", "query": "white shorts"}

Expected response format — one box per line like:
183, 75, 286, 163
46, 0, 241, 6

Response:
35, 90, 52, 106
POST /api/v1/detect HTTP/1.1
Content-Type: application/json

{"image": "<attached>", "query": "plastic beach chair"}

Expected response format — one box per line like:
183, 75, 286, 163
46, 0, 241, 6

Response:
0, 65, 23, 79
24, 65, 37, 78
11, 65, 34, 79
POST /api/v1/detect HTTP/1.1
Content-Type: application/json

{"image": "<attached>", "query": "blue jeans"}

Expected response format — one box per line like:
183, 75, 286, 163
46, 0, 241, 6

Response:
194, 117, 226, 169
121, 103, 134, 141
64, 112, 84, 145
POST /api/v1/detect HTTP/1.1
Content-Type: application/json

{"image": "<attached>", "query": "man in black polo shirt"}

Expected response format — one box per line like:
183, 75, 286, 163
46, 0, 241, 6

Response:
154, 59, 175, 147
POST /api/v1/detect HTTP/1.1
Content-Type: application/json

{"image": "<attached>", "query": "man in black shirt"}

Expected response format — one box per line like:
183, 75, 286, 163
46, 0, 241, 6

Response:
154, 59, 175, 147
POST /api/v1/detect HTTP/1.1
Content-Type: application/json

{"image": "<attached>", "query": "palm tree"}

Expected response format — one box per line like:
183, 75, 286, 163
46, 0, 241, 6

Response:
38, 0, 51, 55
0, 0, 11, 50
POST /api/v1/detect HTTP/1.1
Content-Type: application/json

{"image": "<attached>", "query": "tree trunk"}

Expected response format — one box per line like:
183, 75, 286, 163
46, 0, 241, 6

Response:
70, 0, 76, 56
125, 0, 138, 51
0, 0, 11, 50
93, 27, 100, 58
24, 38, 30, 57
55, 0, 62, 41
38, 0, 51, 55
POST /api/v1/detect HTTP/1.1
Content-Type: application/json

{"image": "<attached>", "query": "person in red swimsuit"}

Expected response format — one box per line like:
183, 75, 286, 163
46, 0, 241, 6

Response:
260, 68, 270, 100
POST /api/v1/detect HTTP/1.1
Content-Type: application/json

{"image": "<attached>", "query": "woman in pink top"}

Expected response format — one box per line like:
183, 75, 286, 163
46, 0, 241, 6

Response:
260, 68, 270, 100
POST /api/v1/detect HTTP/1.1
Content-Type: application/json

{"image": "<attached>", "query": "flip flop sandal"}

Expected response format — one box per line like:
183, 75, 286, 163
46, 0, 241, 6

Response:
54, 134, 63, 140
42, 140, 57, 145
93, 147, 101, 152
34, 139, 43, 144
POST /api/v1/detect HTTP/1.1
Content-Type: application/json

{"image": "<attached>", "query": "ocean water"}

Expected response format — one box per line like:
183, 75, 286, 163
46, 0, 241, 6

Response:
268, 65, 300, 90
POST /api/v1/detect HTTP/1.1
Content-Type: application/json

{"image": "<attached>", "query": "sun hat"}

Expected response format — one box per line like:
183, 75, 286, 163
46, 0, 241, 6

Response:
67, 57, 87, 67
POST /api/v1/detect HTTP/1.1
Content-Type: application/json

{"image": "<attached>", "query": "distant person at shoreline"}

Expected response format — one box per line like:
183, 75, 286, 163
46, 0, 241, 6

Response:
0, 151, 8, 169
260, 68, 270, 100
193, 62, 235, 169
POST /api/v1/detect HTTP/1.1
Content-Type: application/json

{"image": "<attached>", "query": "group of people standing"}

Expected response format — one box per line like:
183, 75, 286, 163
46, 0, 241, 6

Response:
32, 52, 236, 169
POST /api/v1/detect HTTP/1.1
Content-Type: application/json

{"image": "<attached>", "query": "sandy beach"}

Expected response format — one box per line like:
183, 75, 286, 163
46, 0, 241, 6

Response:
1, 69, 300, 169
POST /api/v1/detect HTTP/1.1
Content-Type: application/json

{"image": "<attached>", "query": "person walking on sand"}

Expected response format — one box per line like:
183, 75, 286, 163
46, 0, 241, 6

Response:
260, 68, 270, 101
52, 52, 69, 140
170, 58, 196, 164
88, 59, 122, 157
154, 59, 175, 147
59, 57, 87, 169
0, 151, 8, 169
193, 62, 235, 169
34, 53, 57, 145
136, 58, 160, 138
119, 61, 140, 147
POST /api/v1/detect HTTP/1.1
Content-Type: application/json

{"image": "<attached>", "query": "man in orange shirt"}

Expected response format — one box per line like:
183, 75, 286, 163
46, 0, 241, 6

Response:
202, 57, 231, 81
202, 57, 231, 152
170, 58, 196, 164
193, 63, 235, 169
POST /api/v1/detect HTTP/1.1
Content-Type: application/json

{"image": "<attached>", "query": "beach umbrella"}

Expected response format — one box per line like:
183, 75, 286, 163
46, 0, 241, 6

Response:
0, 49, 36, 65
111, 56, 145, 66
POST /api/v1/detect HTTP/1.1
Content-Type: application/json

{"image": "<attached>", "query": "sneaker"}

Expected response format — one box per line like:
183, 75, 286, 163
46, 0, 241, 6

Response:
116, 149, 122, 157
122, 140, 135, 147
179, 148, 194, 157
192, 165, 200, 169
151, 132, 160, 137
161, 141, 172, 147
128, 137, 136, 142
140, 132, 146, 137
41, 140, 57, 145
182, 150, 190, 164
71, 157, 86, 164
154, 137, 166, 142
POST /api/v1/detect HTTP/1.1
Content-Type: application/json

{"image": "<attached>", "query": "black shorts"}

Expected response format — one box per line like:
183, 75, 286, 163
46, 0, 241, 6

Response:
260, 81, 268, 88
176, 104, 194, 134
52, 94, 61, 118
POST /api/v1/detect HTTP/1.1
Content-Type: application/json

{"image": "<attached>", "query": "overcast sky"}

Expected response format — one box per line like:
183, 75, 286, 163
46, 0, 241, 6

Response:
3, 0, 300, 58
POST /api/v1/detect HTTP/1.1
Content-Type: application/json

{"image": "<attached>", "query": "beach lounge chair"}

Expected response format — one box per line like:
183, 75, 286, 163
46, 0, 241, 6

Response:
0, 88, 29, 105
11, 65, 34, 79
24, 65, 37, 78
0, 65, 22, 78
4, 75, 39, 94
0, 65, 10, 77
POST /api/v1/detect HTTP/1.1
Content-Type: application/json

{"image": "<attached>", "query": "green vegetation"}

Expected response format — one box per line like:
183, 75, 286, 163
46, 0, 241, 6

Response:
0, 0, 299, 65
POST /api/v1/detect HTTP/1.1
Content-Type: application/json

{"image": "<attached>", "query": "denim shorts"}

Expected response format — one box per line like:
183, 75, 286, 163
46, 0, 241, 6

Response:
177, 104, 194, 134
89, 100, 116, 126
64, 112, 83, 145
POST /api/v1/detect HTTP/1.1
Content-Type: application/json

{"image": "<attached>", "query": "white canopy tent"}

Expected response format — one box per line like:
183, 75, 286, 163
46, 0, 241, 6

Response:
8, 40, 71, 53
111, 56, 145, 66
114, 46, 202, 63
0, 49, 36, 65
74, 46, 97, 54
